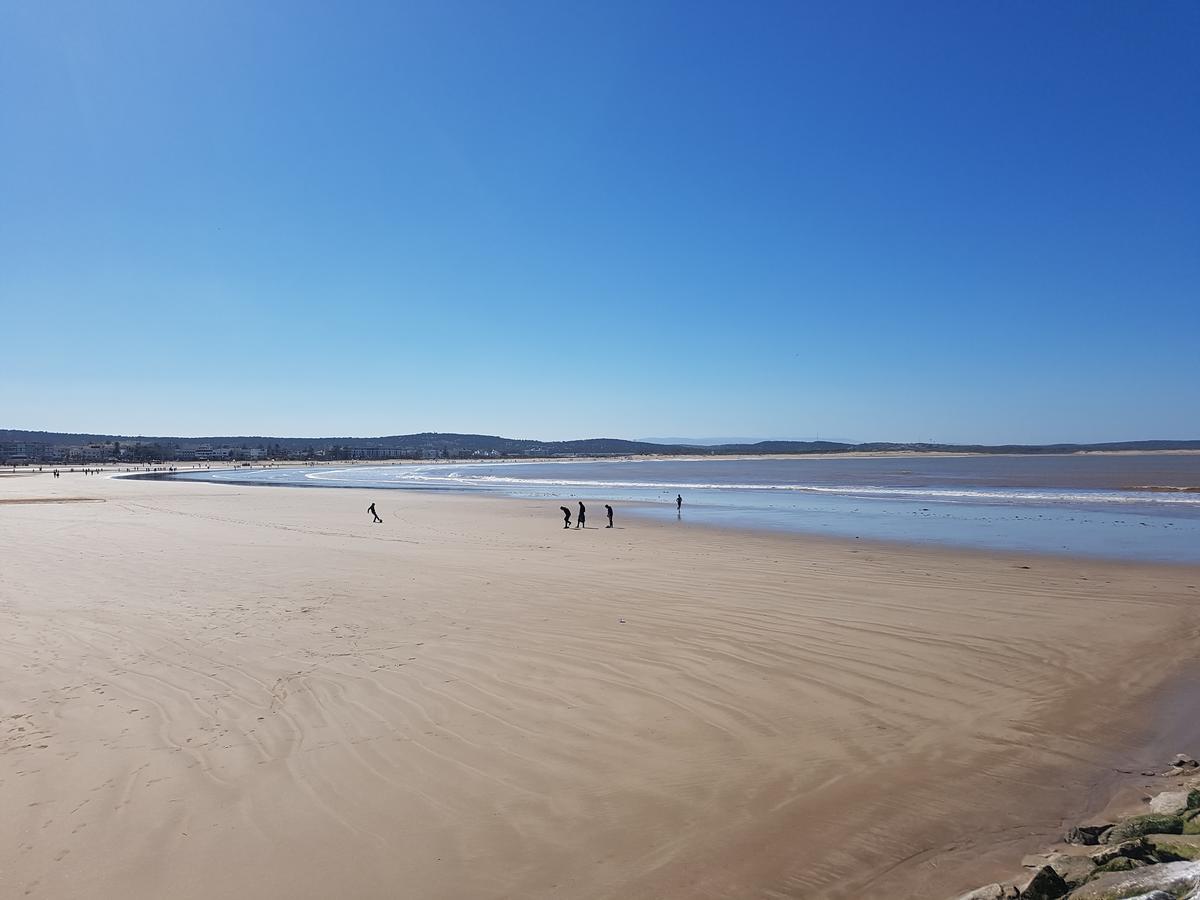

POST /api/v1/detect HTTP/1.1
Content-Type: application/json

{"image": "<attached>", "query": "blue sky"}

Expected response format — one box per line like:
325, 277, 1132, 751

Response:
2, 1, 1197, 443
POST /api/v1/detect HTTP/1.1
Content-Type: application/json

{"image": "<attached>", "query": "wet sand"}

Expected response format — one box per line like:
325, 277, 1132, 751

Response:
1, 472, 1198, 899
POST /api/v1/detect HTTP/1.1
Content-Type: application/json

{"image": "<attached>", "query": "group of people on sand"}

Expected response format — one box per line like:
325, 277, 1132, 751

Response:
365, 495, 684, 529
559, 501, 613, 529
559, 494, 682, 529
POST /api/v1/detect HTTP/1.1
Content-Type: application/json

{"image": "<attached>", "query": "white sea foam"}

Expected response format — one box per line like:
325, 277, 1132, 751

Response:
292, 464, 1200, 507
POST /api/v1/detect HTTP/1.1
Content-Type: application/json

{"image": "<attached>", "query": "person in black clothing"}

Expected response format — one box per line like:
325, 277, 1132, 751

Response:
560, 506, 572, 528
368, 502, 382, 523
605, 504, 614, 528
577, 501, 586, 529
676, 494, 683, 515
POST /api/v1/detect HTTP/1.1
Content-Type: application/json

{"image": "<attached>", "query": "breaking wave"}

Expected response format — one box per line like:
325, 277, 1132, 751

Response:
299, 465, 1200, 507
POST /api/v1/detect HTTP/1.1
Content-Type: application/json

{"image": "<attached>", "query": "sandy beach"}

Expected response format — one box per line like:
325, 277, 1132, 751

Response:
2, 471, 1199, 899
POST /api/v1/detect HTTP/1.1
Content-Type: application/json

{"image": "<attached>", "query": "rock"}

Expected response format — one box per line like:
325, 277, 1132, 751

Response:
1020, 865, 1069, 900
1091, 838, 1157, 866
954, 884, 1021, 900
1091, 857, 1147, 875
1150, 791, 1192, 815
1185, 811, 1200, 835
1173, 754, 1199, 769
955, 883, 1006, 900
1105, 814, 1186, 843
1054, 855, 1103, 888
1069, 860, 1200, 899
1021, 852, 1098, 888
1068, 824, 1115, 845
1145, 833, 1200, 861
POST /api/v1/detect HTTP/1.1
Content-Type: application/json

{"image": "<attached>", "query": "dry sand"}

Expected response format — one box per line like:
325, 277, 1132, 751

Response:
1, 472, 1198, 899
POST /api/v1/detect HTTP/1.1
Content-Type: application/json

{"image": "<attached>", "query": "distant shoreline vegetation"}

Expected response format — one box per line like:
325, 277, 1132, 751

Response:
2, 430, 1199, 466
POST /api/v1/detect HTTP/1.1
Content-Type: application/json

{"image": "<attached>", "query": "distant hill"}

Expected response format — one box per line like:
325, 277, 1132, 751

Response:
3, 428, 1199, 461
0, 429, 694, 460
641, 436, 860, 445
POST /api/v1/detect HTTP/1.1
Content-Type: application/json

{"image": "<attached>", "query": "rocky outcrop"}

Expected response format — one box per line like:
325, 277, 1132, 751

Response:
953, 754, 1200, 899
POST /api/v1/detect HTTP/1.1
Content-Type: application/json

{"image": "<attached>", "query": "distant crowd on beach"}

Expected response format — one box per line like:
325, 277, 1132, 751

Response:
20, 466, 182, 477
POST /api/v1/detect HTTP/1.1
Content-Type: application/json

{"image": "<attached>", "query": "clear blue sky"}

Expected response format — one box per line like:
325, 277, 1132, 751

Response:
2, 1, 1197, 443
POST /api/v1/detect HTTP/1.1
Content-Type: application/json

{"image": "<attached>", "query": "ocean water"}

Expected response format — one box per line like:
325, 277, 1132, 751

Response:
169, 455, 1200, 563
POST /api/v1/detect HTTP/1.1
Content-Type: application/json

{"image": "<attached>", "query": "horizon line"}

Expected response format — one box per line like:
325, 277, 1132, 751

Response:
4, 427, 1200, 449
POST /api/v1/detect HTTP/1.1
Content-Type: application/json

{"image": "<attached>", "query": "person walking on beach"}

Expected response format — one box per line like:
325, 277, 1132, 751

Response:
577, 501, 586, 529
560, 506, 572, 529
605, 504, 614, 527
676, 494, 683, 515
368, 502, 382, 523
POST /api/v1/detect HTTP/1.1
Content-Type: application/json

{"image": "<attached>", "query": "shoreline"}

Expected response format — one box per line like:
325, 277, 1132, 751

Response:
55, 465, 1200, 566
620, 502, 1200, 571
134, 465, 1200, 568
2, 472, 1198, 898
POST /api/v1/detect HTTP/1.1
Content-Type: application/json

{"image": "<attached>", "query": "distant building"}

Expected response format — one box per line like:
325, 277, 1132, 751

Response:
1, 441, 46, 464
63, 443, 109, 462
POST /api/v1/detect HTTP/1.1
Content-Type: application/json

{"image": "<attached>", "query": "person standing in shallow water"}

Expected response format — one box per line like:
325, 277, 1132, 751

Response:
605, 504, 614, 528
676, 494, 683, 515
560, 506, 572, 529
577, 501, 586, 529
368, 502, 382, 523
